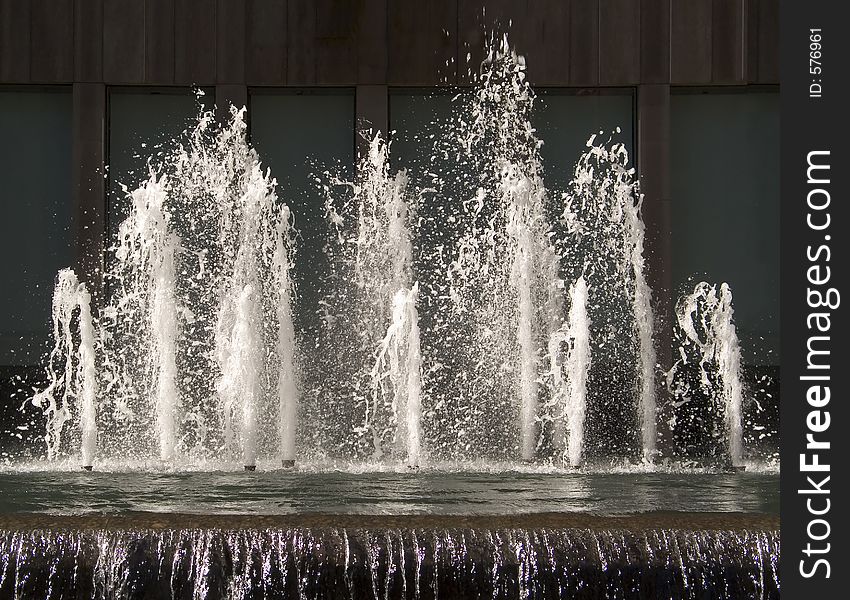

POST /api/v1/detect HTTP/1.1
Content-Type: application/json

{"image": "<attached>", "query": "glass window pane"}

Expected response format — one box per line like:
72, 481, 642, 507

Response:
0, 91, 72, 365
389, 91, 455, 189
671, 92, 780, 365
249, 90, 355, 331
534, 92, 635, 192
108, 90, 211, 239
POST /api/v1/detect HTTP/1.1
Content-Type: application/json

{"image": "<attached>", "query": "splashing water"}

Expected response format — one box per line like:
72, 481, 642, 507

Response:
323, 134, 423, 465
558, 134, 657, 461
31, 269, 97, 465
111, 176, 181, 460
548, 275, 591, 466
436, 35, 560, 461
670, 282, 744, 467
373, 285, 423, 467
18, 35, 765, 471
31, 107, 299, 468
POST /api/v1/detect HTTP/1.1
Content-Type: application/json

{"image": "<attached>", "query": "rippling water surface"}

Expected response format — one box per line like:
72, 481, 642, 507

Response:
0, 467, 778, 516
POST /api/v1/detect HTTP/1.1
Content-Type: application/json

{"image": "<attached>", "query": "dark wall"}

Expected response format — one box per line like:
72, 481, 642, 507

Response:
0, 0, 778, 87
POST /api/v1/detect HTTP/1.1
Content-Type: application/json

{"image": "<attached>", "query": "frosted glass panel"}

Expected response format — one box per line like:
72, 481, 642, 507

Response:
671, 93, 780, 365
0, 92, 72, 365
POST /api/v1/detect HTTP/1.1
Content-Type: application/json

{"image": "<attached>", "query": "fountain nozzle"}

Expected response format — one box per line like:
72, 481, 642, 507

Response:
244, 465, 256, 471
82, 465, 93, 471
281, 459, 295, 469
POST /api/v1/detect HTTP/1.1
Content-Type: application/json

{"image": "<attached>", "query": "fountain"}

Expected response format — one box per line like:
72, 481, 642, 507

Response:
0, 33, 778, 599
28, 107, 299, 469
669, 282, 745, 468
321, 134, 424, 466
17, 37, 755, 472
547, 275, 591, 466
31, 269, 98, 468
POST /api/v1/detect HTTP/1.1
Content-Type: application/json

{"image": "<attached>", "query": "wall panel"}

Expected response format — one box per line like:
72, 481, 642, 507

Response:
0, 0, 31, 83
176, 0, 217, 84
671, 0, 712, 84
75, 0, 104, 82
756, 0, 779, 83
103, 0, 145, 83
314, 0, 357, 84
145, 0, 176, 85
356, 0, 387, 84
246, 0, 287, 84
599, 0, 640, 85
217, 0, 246, 83
522, 0, 571, 86
30, 0, 74, 82
569, 0, 599, 86
712, 0, 745, 84
388, 0, 457, 86
641, 0, 670, 83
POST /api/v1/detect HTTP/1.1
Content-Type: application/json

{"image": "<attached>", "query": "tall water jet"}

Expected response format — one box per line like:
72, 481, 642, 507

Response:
216, 283, 262, 469
31, 269, 98, 466
558, 136, 656, 461
441, 35, 558, 461
325, 133, 423, 464
272, 205, 299, 467
76, 284, 98, 469
500, 164, 551, 460
373, 285, 424, 467
548, 276, 591, 466
111, 178, 182, 461
626, 188, 658, 462
215, 173, 263, 469
215, 159, 298, 470
670, 282, 744, 467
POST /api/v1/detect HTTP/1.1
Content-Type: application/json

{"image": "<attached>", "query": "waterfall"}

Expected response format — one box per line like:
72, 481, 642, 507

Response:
0, 526, 780, 598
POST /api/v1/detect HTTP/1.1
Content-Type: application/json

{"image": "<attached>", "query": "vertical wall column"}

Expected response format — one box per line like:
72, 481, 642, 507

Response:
71, 83, 106, 304
355, 85, 388, 159
637, 83, 672, 455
